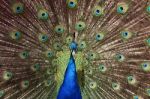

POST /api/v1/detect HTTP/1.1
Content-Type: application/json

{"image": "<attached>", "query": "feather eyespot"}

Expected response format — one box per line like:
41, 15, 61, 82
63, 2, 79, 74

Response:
99, 64, 107, 73
38, 9, 49, 20
89, 82, 97, 89
31, 63, 40, 72
55, 25, 65, 34
10, 31, 22, 40
45, 50, 54, 58
145, 37, 150, 47
19, 51, 29, 59
75, 21, 86, 31
21, 80, 30, 89
44, 79, 51, 86
79, 41, 86, 50
95, 32, 105, 41
66, 36, 73, 44
115, 53, 125, 62
112, 83, 120, 91
120, 31, 132, 40
12, 2, 24, 14
53, 43, 62, 50
92, 6, 103, 17
117, 2, 128, 14
67, 0, 77, 9
127, 75, 137, 85
141, 62, 150, 72
3, 71, 13, 81
38, 34, 48, 43
0, 90, 5, 98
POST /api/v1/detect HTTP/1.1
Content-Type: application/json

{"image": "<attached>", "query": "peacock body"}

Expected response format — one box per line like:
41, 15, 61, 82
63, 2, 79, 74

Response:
0, 0, 150, 99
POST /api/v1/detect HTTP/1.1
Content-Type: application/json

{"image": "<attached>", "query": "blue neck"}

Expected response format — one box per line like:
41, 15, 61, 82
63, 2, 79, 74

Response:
57, 54, 82, 99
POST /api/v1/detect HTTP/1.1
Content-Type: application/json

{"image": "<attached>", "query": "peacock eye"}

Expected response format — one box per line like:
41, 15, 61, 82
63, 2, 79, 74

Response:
127, 75, 136, 85
54, 25, 65, 34
38, 34, 48, 43
79, 41, 86, 50
10, 31, 22, 40
115, 53, 125, 62
112, 83, 120, 91
75, 21, 86, 31
38, 9, 49, 20
92, 6, 103, 17
121, 31, 132, 40
89, 82, 97, 89
44, 79, 51, 86
145, 37, 150, 47
45, 50, 53, 58
53, 43, 62, 50
3, 71, 13, 81
12, 2, 24, 14
19, 51, 29, 59
141, 62, 150, 72
99, 64, 107, 73
46, 68, 53, 75
133, 96, 139, 99
95, 33, 105, 41
117, 2, 128, 14
87, 52, 96, 60
0, 90, 5, 98
66, 36, 73, 44
83, 59, 89, 66
87, 69, 93, 75
146, 88, 150, 96
146, 5, 150, 13
31, 63, 40, 72
52, 59, 58, 66
21, 80, 29, 89
67, 0, 77, 9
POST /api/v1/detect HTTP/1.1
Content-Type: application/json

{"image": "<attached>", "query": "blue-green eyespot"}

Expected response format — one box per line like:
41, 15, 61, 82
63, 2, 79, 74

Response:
99, 64, 107, 73
54, 25, 65, 34
95, 32, 105, 41
87, 52, 96, 60
66, 36, 73, 44
38, 9, 49, 20
117, 2, 128, 14
53, 43, 62, 51
38, 34, 48, 43
146, 88, 150, 96
78, 41, 86, 50
3, 71, 13, 81
75, 21, 86, 31
45, 50, 54, 58
12, 2, 24, 14
112, 82, 120, 91
92, 6, 103, 17
115, 53, 125, 62
44, 79, 51, 87
10, 31, 22, 40
31, 63, 41, 72
89, 82, 97, 89
127, 75, 137, 85
140, 62, 150, 72
145, 37, 150, 47
146, 5, 150, 13
19, 51, 29, 59
67, 0, 78, 9
21, 80, 30, 89
120, 30, 132, 40
0, 90, 5, 98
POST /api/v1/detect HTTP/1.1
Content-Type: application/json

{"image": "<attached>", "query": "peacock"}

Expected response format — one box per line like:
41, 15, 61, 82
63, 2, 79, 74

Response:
0, 0, 150, 99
